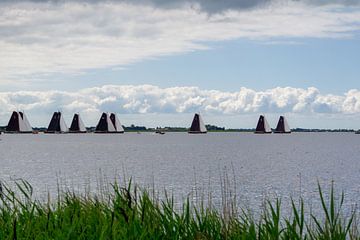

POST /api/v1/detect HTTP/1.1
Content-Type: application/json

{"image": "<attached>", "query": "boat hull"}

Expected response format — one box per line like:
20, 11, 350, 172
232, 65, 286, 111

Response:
5, 131, 34, 134
44, 131, 68, 134
94, 131, 124, 134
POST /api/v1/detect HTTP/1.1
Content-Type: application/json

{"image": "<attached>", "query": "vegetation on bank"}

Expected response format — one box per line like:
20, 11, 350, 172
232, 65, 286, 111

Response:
0, 179, 358, 239
1, 125, 358, 133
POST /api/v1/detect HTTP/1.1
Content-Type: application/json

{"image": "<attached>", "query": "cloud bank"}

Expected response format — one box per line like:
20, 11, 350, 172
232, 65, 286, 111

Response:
0, 0, 360, 83
2, 1, 360, 13
1, 85, 360, 126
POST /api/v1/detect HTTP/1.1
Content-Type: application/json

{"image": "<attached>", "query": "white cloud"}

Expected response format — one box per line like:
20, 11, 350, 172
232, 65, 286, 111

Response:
0, 1, 359, 82
1, 84, 360, 127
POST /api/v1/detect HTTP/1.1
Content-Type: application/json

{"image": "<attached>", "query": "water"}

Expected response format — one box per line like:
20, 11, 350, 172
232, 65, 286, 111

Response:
0, 132, 359, 214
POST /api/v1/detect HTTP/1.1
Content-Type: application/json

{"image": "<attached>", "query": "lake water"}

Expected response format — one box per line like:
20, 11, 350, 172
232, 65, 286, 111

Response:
0, 132, 359, 214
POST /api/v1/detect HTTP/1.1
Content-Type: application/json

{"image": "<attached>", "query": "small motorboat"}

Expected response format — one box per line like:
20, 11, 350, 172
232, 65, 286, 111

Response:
155, 130, 165, 135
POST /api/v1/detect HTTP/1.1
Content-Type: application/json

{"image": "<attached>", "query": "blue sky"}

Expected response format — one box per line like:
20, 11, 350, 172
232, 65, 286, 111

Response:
60, 38, 360, 94
0, 0, 360, 128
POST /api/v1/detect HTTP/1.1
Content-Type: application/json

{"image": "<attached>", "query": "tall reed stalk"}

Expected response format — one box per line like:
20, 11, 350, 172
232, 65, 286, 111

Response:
0, 179, 357, 239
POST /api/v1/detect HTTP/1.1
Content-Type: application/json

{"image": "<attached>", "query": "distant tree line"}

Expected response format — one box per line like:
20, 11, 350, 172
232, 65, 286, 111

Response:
0, 125, 358, 133
292, 128, 355, 132
205, 124, 225, 131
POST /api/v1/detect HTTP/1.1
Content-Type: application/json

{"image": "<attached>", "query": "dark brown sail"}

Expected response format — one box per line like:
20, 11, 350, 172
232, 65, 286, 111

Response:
47, 112, 60, 132
69, 113, 87, 133
274, 116, 291, 134
46, 112, 68, 133
95, 113, 116, 133
6, 111, 32, 133
188, 113, 207, 134
254, 115, 272, 134
6, 111, 20, 132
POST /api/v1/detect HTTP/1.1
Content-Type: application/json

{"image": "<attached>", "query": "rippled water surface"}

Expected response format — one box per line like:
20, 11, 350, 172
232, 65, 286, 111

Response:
0, 132, 359, 212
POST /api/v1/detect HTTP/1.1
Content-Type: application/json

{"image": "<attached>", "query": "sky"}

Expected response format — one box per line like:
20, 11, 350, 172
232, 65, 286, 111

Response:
0, 0, 360, 129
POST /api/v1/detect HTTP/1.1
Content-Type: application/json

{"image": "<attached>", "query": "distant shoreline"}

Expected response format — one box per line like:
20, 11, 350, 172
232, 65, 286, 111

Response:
0, 126, 357, 133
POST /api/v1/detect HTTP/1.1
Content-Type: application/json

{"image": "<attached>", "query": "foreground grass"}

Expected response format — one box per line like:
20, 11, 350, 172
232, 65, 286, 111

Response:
0, 180, 358, 240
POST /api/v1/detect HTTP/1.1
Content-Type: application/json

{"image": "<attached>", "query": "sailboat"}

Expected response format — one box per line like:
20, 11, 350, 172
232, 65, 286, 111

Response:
45, 112, 69, 133
254, 115, 272, 134
95, 113, 116, 133
5, 111, 33, 133
274, 116, 291, 134
69, 113, 87, 133
188, 113, 207, 134
110, 113, 125, 133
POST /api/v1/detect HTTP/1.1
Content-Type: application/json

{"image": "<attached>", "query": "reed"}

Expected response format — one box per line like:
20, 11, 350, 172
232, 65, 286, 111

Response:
0, 179, 358, 239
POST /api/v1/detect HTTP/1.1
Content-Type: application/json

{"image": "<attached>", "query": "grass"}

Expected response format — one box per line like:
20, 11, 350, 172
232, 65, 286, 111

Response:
0, 179, 358, 239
